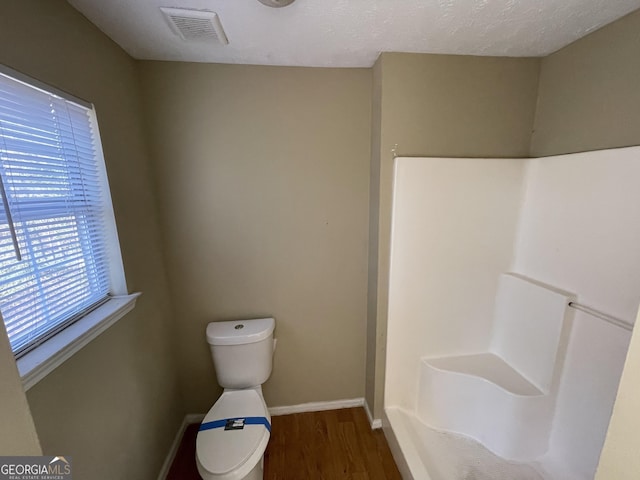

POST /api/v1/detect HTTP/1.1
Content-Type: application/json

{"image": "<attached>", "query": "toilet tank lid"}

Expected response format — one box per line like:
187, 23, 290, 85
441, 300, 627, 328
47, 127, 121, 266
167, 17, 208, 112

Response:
207, 317, 275, 346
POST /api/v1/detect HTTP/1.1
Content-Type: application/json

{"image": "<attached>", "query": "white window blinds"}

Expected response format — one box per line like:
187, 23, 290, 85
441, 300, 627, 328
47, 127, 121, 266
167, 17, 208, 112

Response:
0, 70, 112, 357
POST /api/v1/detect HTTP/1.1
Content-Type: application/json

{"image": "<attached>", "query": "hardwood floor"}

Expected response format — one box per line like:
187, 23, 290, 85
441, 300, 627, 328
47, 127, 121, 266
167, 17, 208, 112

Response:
166, 422, 200, 479
166, 407, 402, 480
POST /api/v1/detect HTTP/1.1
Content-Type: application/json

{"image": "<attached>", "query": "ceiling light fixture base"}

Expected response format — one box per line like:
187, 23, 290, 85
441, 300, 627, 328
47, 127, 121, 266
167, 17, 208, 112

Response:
257, 0, 296, 8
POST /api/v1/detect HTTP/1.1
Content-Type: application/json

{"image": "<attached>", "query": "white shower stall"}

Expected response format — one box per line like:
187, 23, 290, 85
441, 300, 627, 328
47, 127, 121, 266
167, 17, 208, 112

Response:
384, 147, 640, 479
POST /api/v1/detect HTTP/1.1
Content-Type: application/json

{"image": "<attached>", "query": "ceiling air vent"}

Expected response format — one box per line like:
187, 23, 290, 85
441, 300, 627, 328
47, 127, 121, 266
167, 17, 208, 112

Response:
160, 7, 229, 44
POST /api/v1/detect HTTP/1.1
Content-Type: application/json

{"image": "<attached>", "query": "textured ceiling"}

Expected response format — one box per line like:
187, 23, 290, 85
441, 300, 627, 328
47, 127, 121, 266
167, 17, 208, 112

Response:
67, 0, 640, 67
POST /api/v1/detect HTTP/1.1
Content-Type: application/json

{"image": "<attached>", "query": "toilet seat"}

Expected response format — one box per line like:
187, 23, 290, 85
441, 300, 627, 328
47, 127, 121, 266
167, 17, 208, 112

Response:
196, 389, 271, 479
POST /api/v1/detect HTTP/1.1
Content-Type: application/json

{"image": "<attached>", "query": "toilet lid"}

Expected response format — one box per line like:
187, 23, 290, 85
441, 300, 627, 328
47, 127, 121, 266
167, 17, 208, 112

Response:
196, 389, 270, 475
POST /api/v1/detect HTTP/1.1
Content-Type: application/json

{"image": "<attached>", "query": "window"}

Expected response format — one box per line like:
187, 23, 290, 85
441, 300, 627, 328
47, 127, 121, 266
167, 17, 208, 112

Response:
0, 66, 137, 387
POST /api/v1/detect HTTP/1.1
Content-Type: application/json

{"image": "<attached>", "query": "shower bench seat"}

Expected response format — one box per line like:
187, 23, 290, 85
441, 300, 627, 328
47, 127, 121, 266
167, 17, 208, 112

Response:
415, 273, 574, 462
417, 352, 553, 461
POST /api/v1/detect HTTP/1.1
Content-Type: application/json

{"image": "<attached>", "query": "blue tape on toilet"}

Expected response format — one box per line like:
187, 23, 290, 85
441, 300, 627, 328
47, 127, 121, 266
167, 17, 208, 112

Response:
199, 416, 271, 433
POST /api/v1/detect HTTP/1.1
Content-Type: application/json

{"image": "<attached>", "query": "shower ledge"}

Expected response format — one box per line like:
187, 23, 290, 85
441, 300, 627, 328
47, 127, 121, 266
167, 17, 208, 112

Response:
425, 353, 543, 396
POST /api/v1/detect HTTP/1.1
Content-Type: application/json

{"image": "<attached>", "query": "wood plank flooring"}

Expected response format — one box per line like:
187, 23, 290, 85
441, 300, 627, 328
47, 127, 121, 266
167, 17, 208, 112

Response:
166, 407, 402, 480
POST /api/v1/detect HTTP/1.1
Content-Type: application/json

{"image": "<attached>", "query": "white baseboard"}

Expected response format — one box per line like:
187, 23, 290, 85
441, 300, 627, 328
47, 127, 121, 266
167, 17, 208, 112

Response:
363, 399, 383, 429
268, 397, 365, 416
157, 414, 205, 480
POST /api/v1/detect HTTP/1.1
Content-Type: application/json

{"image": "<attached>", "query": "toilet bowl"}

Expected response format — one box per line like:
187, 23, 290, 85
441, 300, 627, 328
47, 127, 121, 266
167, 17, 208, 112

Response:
196, 318, 275, 480
196, 388, 270, 480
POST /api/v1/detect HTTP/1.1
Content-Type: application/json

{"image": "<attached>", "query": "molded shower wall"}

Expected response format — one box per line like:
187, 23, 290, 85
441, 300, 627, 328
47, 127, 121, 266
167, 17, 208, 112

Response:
511, 147, 640, 477
386, 146, 640, 476
386, 157, 526, 411
514, 148, 640, 323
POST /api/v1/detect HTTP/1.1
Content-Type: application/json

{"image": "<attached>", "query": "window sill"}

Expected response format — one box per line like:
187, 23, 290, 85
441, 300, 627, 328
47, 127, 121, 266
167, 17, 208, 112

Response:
18, 293, 141, 391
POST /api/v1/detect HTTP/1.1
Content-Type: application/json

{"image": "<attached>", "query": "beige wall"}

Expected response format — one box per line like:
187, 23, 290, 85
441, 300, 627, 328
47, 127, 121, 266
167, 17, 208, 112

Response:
138, 62, 371, 413
0, 318, 41, 455
531, 10, 640, 156
0, 1, 182, 478
366, 57, 383, 417
367, 52, 541, 418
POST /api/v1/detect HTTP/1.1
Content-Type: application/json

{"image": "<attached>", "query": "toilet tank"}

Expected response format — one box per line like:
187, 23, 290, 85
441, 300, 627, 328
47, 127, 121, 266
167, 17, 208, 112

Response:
206, 318, 275, 389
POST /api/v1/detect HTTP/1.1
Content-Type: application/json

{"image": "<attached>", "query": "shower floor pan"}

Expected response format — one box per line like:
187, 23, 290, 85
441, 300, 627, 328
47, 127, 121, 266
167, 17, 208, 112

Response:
384, 407, 584, 480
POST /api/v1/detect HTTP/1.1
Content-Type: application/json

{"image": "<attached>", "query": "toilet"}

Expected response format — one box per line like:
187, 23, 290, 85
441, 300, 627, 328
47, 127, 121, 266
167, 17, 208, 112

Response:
196, 317, 276, 480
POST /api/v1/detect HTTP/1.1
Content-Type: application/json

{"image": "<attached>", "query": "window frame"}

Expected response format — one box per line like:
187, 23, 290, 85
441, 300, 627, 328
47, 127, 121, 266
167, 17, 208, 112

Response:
0, 65, 139, 390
